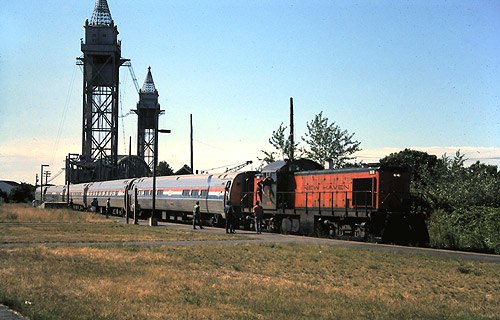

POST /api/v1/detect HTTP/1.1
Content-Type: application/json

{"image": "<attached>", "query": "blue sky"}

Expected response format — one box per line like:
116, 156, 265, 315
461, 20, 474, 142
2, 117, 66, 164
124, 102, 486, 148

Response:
1, 0, 499, 184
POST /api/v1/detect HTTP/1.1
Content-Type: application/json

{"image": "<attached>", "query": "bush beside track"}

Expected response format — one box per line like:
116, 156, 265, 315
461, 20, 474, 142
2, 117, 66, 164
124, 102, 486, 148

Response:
428, 206, 500, 254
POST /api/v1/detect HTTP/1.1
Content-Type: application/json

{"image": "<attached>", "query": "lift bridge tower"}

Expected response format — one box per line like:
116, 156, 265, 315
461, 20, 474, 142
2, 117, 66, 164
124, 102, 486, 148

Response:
68, 0, 151, 184
132, 67, 164, 171
76, 0, 127, 181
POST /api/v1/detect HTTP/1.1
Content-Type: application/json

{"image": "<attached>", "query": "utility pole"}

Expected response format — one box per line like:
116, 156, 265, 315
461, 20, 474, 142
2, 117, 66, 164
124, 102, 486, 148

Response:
128, 136, 131, 178
44, 171, 51, 186
150, 107, 171, 226
35, 174, 39, 204
150, 114, 159, 226
190, 114, 194, 174
40, 164, 49, 202
289, 97, 295, 161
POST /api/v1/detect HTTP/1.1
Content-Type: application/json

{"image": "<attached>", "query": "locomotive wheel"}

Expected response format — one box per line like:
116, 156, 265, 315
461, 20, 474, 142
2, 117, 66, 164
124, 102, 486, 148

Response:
281, 218, 292, 234
328, 223, 338, 238
210, 214, 222, 227
314, 219, 328, 238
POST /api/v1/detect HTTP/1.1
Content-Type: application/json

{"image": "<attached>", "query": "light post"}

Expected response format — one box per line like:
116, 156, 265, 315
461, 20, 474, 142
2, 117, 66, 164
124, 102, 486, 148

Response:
149, 123, 171, 226
40, 164, 49, 202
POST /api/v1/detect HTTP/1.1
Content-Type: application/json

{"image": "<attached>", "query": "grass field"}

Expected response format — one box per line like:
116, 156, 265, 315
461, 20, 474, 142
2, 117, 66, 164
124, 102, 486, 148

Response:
1, 204, 499, 320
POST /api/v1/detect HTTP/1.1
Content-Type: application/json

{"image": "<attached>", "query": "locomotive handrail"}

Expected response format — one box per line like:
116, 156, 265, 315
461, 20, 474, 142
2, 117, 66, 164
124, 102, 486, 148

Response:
232, 189, 379, 213
287, 190, 377, 212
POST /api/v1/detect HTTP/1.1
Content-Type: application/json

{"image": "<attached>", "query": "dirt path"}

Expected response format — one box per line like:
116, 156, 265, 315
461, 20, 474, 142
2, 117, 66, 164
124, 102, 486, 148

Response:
0, 304, 30, 320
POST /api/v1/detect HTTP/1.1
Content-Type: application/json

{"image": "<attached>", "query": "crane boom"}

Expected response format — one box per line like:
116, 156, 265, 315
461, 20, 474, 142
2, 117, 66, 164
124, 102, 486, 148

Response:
123, 61, 140, 93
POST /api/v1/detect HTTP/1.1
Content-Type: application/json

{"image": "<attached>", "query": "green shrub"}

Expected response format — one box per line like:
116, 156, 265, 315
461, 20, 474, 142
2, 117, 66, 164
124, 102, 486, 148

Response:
428, 206, 500, 254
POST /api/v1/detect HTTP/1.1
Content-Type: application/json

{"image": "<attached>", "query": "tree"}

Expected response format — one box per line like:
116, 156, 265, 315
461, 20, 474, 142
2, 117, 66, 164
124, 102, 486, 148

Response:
380, 148, 440, 190
268, 122, 298, 160
8, 183, 34, 203
301, 112, 361, 167
380, 149, 444, 211
258, 123, 299, 167
156, 161, 174, 176
0, 190, 8, 203
430, 152, 500, 210
381, 149, 500, 211
257, 150, 277, 168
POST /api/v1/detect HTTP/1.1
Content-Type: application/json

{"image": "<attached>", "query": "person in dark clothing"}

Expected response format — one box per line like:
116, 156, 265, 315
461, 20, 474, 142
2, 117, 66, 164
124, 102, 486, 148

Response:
106, 198, 111, 218
91, 198, 98, 213
193, 201, 204, 229
253, 201, 264, 234
224, 201, 235, 233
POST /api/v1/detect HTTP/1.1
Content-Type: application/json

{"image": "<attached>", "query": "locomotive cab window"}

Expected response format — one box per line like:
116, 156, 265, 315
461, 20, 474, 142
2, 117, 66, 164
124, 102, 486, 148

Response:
352, 178, 376, 207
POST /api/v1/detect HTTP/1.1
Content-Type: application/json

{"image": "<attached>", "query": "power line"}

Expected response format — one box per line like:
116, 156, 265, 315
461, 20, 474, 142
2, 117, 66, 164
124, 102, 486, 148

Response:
51, 64, 77, 166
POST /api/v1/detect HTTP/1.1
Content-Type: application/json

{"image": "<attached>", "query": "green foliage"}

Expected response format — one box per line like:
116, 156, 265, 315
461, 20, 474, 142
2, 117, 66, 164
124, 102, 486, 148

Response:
380, 148, 440, 190
426, 152, 500, 210
381, 149, 500, 211
8, 183, 34, 203
428, 207, 500, 254
268, 123, 295, 160
0, 190, 8, 203
156, 161, 174, 176
301, 111, 361, 168
258, 122, 300, 168
261, 112, 361, 168
382, 149, 500, 254
257, 150, 278, 168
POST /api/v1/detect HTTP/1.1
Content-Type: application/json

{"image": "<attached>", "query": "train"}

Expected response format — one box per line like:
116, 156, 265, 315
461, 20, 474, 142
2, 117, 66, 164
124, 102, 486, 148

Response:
36, 159, 429, 245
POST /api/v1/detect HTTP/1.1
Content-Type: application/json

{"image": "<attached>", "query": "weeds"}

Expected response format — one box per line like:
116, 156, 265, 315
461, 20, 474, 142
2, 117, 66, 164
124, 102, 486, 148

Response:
0, 203, 108, 223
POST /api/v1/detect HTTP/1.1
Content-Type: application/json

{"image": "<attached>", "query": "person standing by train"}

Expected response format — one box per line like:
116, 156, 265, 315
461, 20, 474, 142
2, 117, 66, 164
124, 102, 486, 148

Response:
253, 201, 264, 234
193, 201, 204, 229
224, 201, 235, 233
91, 198, 98, 213
106, 198, 111, 218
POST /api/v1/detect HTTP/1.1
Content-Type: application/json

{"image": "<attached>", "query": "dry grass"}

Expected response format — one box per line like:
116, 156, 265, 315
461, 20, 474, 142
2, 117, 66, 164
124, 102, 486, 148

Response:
0, 244, 498, 320
0, 203, 108, 223
0, 203, 239, 244
0, 223, 234, 244
0, 204, 499, 319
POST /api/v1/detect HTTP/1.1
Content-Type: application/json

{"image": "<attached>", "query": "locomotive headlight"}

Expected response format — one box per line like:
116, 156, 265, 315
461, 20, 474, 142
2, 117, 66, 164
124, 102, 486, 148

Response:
393, 173, 401, 178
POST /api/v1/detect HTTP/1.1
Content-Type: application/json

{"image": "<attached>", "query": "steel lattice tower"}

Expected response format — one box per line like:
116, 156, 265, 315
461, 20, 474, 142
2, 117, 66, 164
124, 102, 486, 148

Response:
133, 67, 163, 171
78, 0, 127, 176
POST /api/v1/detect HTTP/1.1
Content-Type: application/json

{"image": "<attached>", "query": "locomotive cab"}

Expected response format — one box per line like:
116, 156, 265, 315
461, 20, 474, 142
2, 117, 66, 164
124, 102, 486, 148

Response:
255, 159, 324, 211
248, 159, 323, 233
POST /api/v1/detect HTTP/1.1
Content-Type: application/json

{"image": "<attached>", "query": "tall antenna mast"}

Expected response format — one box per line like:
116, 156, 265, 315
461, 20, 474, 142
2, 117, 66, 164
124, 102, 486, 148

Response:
289, 97, 294, 161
